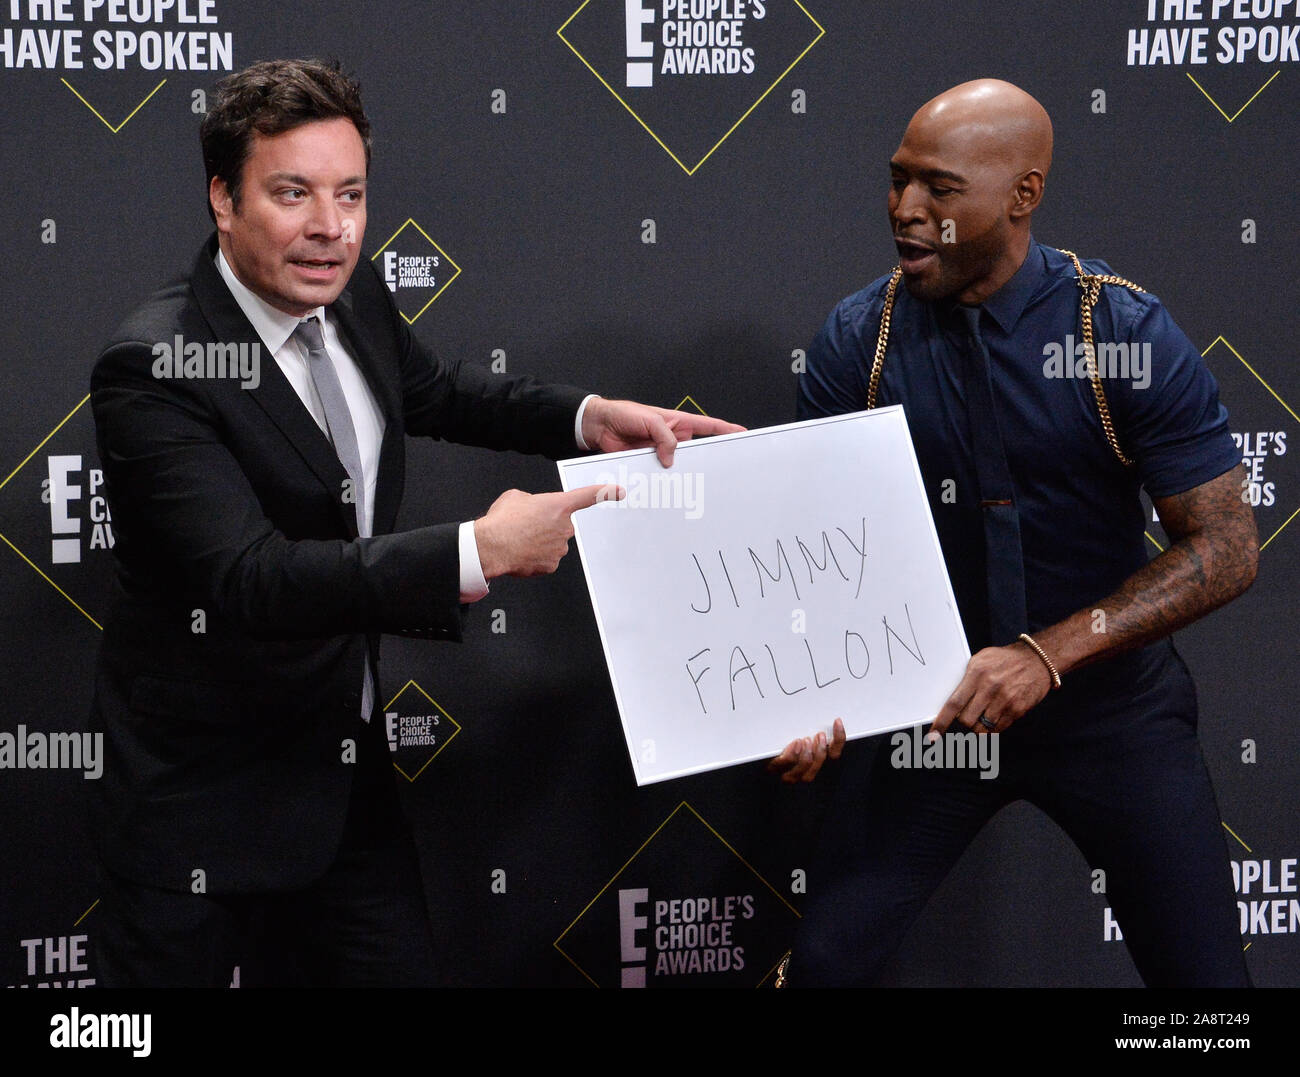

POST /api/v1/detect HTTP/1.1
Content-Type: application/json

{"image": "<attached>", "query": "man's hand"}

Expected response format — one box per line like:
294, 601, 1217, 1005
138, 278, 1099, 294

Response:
767, 718, 846, 784
921, 465, 1260, 740
581, 397, 745, 467
928, 641, 1053, 738
474, 484, 620, 579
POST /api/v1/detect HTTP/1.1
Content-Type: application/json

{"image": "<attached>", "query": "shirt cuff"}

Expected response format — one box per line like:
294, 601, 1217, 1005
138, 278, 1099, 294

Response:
458, 520, 489, 603
575, 394, 599, 450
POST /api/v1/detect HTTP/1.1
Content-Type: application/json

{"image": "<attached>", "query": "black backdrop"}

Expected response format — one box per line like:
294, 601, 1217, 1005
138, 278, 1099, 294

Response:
1, 0, 1296, 988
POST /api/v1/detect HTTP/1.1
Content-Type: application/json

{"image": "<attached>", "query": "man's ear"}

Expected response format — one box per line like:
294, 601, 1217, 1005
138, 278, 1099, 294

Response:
1010, 169, 1045, 220
210, 176, 234, 233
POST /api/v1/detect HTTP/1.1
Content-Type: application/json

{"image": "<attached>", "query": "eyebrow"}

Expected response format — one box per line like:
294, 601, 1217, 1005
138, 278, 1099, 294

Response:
889, 160, 967, 185
265, 172, 367, 187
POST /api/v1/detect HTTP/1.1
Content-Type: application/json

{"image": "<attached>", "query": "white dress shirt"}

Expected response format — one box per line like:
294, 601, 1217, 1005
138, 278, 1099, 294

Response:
215, 250, 596, 602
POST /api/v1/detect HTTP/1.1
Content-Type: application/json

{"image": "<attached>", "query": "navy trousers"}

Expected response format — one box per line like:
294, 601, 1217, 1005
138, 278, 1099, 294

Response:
789, 642, 1249, 987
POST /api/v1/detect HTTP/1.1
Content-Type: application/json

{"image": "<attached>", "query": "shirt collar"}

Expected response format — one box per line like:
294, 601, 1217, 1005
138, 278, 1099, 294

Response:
979, 238, 1047, 334
214, 248, 326, 354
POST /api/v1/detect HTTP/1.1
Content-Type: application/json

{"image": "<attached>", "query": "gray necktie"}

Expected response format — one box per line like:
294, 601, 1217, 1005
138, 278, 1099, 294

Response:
293, 315, 375, 723
294, 316, 367, 537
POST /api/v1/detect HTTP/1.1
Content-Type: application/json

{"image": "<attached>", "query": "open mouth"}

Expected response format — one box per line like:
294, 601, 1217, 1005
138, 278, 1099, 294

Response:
895, 237, 938, 274
291, 257, 342, 279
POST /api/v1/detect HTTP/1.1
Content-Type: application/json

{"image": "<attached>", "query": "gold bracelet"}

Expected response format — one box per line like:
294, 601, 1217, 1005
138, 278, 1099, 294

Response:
1018, 633, 1061, 690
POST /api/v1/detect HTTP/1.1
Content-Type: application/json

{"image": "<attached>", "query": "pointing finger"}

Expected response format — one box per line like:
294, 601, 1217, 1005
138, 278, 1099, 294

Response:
564, 483, 624, 514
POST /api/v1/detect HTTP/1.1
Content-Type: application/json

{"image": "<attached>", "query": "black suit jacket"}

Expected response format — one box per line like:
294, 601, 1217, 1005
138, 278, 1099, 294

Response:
89, 235, 587, 893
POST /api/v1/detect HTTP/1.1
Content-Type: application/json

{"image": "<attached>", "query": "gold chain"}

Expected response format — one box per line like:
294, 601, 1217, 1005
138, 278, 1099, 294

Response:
866, 267, 902, 415
865, 249, 1148, 467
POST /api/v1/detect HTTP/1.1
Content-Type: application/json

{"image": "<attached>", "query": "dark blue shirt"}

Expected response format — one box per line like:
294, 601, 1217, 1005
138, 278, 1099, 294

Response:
798, 241, 1239, 651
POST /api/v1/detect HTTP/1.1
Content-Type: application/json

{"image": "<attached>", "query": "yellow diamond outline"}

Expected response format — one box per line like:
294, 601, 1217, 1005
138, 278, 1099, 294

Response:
382, 678, 462, 782
557, 0, 826, 175
1146, 335, 1299, 555
674, 394, 708, 415
1186, 69, 1280, 123
553, 800, 799, 988
369, 218, 463, 324
74, 898, 99, 927
1203, 336, 1299, 553
1222, 820, 1251, 854
8, 895, 110, 973
61, 77, 167, 134
1219, 821, 1255, 951
0, 393, 103, 630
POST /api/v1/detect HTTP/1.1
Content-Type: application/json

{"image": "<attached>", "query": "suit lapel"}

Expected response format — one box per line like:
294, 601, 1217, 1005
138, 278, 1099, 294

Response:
190, 237, 360, 538
332, 289, 405, 537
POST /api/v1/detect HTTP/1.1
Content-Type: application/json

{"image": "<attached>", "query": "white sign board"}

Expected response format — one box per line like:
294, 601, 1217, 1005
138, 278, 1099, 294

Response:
558, 406, 970, 785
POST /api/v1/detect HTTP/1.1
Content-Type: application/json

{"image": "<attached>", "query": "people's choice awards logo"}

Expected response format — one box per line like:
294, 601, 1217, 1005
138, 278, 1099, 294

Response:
558, 0, 824, 174
382, 680, 461, 782
370, 219, 462, 324
0, 398, 114, 629
554, 802, 798, 987
1144, 337, 1298, 556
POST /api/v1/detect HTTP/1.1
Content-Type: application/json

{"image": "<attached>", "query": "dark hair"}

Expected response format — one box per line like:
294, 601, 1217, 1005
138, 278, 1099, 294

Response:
199, 58, 372, 222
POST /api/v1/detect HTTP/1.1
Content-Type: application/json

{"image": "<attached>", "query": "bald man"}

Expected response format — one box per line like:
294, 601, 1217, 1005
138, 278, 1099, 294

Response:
774, 80, 1256, 987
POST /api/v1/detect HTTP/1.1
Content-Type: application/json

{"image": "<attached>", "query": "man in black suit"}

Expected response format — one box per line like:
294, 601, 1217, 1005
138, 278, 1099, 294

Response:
89, 58, 739, 987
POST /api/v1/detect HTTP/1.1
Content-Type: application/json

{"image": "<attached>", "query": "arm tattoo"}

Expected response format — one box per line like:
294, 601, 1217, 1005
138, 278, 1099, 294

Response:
1043, 464, 1258, 672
